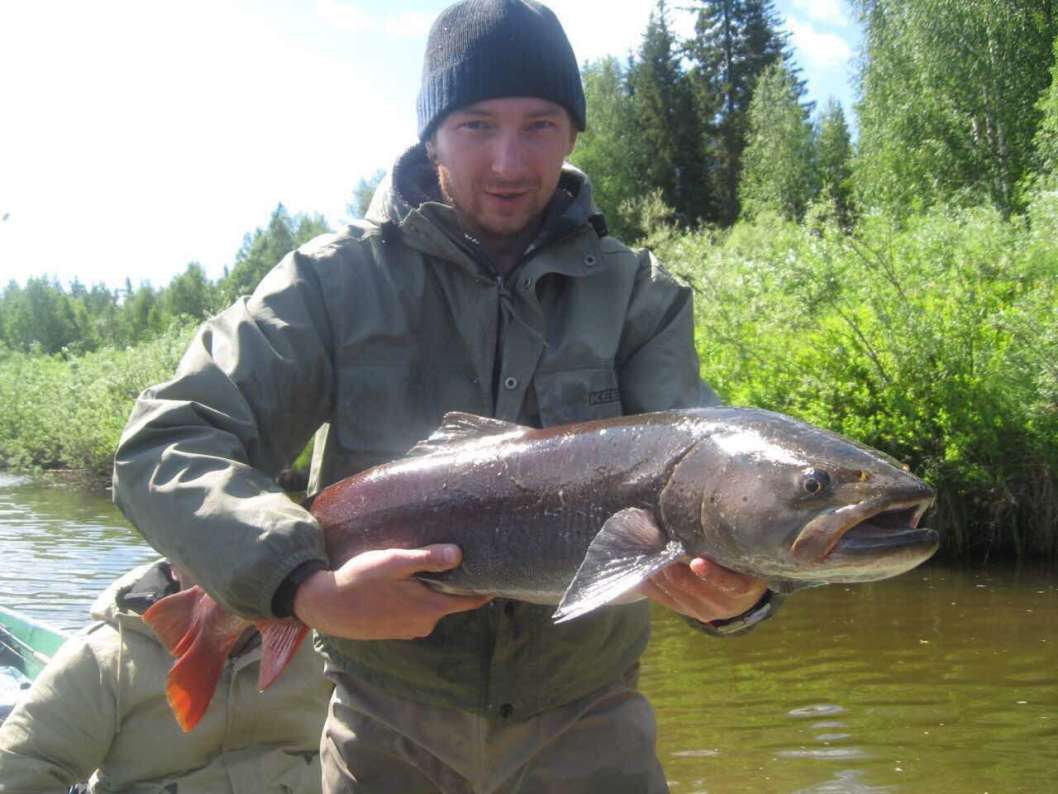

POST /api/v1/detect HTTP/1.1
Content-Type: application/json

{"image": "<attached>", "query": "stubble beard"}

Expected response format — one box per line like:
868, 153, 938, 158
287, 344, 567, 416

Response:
436, 165, 544, 258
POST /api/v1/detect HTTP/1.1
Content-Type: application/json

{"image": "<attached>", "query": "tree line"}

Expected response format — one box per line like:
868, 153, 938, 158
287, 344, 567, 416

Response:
0, 205, 329, 356
1, 0, 1056, 560
6, 0, 1058, 359
571, 0, 1058, 237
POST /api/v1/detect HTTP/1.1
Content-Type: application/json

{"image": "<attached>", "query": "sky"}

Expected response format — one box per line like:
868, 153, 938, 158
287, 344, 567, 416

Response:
0, 0, 861, 292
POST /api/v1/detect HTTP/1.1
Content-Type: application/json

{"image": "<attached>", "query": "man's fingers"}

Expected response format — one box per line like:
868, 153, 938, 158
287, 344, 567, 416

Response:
383, 544, 464, 576
433, 592, 493, 615
688, 557, 761, 597
639, 579, 681, 613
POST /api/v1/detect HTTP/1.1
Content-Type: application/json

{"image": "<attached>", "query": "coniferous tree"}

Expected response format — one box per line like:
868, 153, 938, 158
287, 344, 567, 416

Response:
815, 99, 855, 227
687, 0, 799, 224
161, 262, 215, 321
570, 57, 650, 241
347, 168, 386, 220
218, 205, 330, 304
628, 1, 708, 225
1032, 34, 1058, 187
740, 62, 816, 222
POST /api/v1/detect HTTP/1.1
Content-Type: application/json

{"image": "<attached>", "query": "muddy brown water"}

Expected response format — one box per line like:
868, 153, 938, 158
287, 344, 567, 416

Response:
1, 474, 1055, 792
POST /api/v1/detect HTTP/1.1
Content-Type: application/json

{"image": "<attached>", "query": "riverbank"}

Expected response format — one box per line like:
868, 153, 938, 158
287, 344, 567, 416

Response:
658, 200, 1058, 562
2, 200, 1056, 561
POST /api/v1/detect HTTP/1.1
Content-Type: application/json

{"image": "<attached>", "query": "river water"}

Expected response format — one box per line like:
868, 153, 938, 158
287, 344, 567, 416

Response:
1, 473, 1055, 792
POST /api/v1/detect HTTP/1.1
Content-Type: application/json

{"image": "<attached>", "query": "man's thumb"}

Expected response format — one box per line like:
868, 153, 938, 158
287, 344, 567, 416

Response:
389, 544, 463, 575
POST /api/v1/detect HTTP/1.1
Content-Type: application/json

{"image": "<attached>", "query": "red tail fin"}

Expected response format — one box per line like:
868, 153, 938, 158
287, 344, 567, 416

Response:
256, 620, 310, 690
143, 587, 249, 732
143, 586, 203, 653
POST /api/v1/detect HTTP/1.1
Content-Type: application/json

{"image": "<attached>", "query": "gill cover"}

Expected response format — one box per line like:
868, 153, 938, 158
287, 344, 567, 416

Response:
658, 439, 740, 563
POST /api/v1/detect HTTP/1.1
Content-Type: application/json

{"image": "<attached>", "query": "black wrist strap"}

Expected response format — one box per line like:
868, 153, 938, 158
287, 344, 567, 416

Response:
271, 560, 329, 619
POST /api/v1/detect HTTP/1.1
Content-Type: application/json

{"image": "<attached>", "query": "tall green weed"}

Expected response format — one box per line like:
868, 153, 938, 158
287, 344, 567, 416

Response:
0, 324, 197, 475
660, 198, 1058, 560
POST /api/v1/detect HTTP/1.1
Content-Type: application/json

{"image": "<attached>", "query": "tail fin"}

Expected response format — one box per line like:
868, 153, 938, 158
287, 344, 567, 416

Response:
143, 587, 248, 732
143, 586, 203, 653
256, 620, 311, 690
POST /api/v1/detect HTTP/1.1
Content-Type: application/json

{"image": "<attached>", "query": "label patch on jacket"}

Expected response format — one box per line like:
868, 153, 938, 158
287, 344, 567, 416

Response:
588, 388, 621, 406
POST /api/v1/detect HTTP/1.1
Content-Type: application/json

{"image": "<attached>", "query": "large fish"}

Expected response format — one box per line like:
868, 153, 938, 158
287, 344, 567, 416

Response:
144, 407, 938, 730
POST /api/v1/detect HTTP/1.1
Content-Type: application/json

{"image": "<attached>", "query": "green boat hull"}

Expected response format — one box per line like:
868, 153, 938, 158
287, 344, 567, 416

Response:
0, 606, 68, 722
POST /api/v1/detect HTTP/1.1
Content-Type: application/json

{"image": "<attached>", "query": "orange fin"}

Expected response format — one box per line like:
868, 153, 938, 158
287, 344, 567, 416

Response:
143, 586, 204, 654
256, 620, 310, 691
144, 586, 248, 732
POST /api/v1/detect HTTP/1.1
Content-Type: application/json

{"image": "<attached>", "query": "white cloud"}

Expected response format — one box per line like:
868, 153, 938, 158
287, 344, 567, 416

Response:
383, 11, 436, 39
785, 17, 853, 69
0, 1, 411, 288
315, 1, 434, 39
791, 0, 849, 27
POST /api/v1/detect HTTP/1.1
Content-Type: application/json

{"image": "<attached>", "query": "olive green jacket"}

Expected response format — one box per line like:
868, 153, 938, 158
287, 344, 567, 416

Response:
112, 146, 720, 719
0, 561, 330, 794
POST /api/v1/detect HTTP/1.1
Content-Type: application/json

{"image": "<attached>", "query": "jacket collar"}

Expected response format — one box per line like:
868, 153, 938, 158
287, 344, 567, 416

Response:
366, 144, 608, 279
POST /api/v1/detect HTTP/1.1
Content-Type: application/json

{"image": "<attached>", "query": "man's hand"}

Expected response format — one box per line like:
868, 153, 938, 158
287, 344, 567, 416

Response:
639, 557, 768, 624
292, 544, 491, 640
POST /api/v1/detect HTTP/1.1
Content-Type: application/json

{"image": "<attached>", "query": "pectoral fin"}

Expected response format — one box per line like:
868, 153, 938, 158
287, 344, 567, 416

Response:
553, 508, 685, 624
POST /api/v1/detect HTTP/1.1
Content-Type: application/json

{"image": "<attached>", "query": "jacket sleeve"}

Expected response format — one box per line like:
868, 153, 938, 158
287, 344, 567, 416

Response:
615, 249, 720, 413
616, 248, 783, 637
112, 245, 337, 619
0, 637, 117, 791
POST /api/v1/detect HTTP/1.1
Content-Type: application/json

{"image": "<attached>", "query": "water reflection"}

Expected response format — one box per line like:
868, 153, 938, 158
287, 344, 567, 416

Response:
0, 475, 1055, 791
0, 474, 156, 632
642, 567, 1058, 792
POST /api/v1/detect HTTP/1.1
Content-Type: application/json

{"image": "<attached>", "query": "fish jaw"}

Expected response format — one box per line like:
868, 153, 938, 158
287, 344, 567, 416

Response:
787, 491, 937, 582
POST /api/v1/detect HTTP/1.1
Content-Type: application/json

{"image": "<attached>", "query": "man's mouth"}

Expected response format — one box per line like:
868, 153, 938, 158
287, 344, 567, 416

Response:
486, 190, 528, 202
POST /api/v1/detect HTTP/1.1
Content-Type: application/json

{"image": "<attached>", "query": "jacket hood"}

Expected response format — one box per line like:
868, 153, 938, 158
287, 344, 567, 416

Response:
365, 143, 605, 244
89, 558, 177, 635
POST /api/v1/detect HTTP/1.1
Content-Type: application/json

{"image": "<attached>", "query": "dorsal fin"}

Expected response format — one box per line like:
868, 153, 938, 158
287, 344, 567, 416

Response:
407, 412, 528, 457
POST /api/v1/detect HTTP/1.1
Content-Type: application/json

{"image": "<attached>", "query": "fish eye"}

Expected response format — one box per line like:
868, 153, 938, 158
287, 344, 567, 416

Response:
801, 468, 831, 496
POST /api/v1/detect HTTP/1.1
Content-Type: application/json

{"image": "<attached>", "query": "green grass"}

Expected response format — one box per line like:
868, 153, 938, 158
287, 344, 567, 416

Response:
0, 324, 196, 475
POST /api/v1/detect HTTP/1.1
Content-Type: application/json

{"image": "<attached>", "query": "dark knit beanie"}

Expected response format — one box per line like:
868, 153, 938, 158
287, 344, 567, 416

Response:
417, 0, 586, 140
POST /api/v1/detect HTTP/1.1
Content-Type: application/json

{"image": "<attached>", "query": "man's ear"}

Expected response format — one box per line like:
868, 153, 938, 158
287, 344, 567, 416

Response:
425, 138, 438, 164
567, 130, 578, 157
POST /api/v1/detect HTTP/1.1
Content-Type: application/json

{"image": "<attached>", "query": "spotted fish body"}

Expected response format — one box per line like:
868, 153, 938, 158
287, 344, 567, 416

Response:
146, 407, 938, 730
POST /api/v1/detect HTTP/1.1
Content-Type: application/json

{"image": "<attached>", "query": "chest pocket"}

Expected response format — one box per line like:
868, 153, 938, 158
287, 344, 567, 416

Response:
534, 367, 624, 427
335, 364, 485, 460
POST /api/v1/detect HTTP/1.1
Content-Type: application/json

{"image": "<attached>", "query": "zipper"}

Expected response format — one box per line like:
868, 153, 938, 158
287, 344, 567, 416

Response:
492, 274, 507, 413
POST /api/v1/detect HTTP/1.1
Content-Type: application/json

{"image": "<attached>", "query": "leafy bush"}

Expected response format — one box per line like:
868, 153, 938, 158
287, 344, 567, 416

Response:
657, 198, 1058, 560
0, 324, 197, 475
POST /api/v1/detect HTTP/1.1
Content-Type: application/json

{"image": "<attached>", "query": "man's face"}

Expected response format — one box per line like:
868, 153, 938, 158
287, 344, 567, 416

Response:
428, 97, 577, 242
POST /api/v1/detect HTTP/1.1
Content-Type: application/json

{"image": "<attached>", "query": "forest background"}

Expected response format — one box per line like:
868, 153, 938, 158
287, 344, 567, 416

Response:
1, 0, 1056, 562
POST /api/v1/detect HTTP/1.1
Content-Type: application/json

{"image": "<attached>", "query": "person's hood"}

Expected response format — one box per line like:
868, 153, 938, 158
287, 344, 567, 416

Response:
364, 143, 606, 248
89, 558, 177, 636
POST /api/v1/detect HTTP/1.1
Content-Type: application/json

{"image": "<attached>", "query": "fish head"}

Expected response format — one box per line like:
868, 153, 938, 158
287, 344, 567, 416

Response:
661, 408, 938, 584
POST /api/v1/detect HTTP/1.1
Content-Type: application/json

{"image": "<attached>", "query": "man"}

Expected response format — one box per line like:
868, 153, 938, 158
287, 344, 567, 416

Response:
112, 1, 781, 791
0, 559, 330, 793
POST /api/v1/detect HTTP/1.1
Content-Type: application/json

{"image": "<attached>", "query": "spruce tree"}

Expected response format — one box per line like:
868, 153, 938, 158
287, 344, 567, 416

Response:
687, 0, 800, 225
815, 99, 855, 226
570, 57, 648, 241
740, 63, 816, 222
628, 1, 708, 225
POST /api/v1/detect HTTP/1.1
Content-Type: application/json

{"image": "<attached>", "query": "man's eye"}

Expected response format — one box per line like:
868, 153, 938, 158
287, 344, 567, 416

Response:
461, 121, 490, 131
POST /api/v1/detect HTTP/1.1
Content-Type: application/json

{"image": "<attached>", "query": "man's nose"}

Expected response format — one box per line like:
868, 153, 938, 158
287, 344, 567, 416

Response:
490, 130, 528, 178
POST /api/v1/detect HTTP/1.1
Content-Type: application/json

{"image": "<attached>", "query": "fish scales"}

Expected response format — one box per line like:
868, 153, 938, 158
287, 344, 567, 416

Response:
144, 407, 939, 731
317, 414, 695, 601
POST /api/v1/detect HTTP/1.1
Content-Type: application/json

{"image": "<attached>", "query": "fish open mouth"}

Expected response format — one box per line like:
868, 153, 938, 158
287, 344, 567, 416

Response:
790, 494, 936, 564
